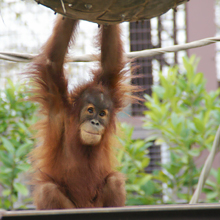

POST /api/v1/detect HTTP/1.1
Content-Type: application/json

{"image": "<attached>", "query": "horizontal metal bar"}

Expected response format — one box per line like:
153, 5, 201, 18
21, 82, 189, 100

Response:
2, 204, 220, 220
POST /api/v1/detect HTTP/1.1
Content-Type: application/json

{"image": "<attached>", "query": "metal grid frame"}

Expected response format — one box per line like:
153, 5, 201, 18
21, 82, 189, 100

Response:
129, 5, 187, 174
130, 5, 187, 116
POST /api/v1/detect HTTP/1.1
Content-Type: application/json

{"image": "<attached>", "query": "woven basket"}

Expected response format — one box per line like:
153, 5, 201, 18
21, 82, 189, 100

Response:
37, 0, 187, 24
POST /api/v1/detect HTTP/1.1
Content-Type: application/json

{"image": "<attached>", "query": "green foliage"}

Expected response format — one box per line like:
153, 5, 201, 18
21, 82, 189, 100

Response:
0, 79, 37, 210
117, 123, 162, 205
144, 56, 220, 203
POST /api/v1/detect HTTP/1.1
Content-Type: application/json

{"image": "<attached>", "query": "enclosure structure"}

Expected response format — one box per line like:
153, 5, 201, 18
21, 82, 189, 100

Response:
36, 0, 187, 24
2, 204, 220, 220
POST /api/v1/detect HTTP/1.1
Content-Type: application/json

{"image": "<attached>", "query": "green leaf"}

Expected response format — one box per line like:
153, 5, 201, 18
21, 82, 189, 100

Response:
217, 168, 220, 185
126, 184, 140, 192
183, 57, 194, 82
145, 136, 158, 143
141, 157, 150, 168
13, 183, 29, 196
17, 164, 31, 172
193, 117, 204, 132
153, 85, 165, 99
2, 189, 11, 197
193, 72, 204, 86
171, 112, 180, 128
1, 137, 15, 154
141, 180, 155, 196
160, 74, 169, 90
206, 179, 217, 189
3, 200, 11, 210
17, 122, 28, 132
0, 151, 13, 166
15, 142, 32, 158
138, 175, 152, 186
206, 191, 218, 200
116, 149, 124, 163
188, 149, 200, 157
6, 87, 15, 106
177, 192, 188, 201
0, 166, 12, 174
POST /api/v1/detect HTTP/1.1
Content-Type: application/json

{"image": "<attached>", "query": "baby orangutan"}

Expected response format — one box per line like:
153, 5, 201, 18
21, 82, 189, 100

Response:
28, 14, 133, 209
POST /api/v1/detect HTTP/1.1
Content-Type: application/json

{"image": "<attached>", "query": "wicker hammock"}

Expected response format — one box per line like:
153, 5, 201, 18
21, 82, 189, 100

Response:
36, 0, 187, 24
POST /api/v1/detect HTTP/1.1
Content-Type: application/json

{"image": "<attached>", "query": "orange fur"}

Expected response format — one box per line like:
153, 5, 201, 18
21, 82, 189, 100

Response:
28, 15, 134, 209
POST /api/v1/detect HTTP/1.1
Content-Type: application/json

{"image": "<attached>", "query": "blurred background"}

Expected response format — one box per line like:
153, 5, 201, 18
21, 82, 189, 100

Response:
1, 0, 220, 209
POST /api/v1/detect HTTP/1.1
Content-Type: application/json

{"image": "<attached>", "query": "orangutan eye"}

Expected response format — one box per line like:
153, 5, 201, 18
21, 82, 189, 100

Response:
87, 107, 94, 114
99, 111, 106, 117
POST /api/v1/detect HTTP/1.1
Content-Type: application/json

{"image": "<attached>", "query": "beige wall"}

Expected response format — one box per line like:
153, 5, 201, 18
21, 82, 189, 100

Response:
186, 0, 217, 91
187, 0, 220, 179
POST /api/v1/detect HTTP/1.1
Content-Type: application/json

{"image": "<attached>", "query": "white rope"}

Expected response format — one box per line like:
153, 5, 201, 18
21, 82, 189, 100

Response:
0, 52, 35, 62
190, 125, 220, 204
127, 36, 220, 59
1, 36, 220, 63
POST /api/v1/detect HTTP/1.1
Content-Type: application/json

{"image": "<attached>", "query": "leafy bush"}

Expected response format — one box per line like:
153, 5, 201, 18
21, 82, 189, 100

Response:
117, 123, 162, 205
1, 55, 219, 208
0, 79, 37, 210
143, 56, 220, 203
203, 168, 220, 203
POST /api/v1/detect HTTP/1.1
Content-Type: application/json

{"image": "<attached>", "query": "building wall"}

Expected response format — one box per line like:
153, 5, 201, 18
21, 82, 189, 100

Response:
187, 0, 220, 179
186, 0, 217, 91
